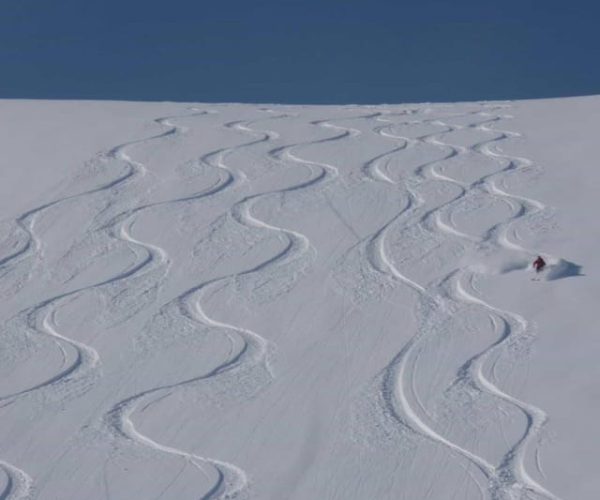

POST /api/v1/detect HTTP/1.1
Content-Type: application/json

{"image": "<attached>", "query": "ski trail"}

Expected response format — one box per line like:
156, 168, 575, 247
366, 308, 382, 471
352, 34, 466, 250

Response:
0, 110, 267, 500
0, 110, 205, 289
445, 271, 559, 500
364, 110, 479, 295
373, 111, 533, 251
105, 364, 248, 500
93, 112, 291, 297
367, 106, 560, 499
364, 109, 497, 495
418, 108, 559, 500
0, 460, 32, 500
273, 111, 382, 187
0, 109, 219, 407
421, 109, 560, 499
415, 112, 538, 247
104, 111, 367, 499
363, 111, 414, 184
450, 111, 559, 499
471, 113, 546, 255
102, 111, 295, 500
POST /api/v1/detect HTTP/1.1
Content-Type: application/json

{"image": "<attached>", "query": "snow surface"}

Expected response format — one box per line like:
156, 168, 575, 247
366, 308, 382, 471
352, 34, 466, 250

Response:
0, 96, 598, 500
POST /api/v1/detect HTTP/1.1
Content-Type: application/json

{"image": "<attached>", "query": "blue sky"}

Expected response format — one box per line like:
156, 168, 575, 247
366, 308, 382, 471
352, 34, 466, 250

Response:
1, 0, 599, 103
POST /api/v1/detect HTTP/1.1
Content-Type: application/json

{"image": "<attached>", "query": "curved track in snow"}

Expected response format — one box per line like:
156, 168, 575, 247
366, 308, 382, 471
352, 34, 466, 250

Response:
103, 110, 374, 499
102, 111, 293, 500
0, 103, 566, 499
0, 110, 213, 405
0, 111, 198, 287
368, 105, 560, 500
0, 109, 223, 498
0, 459, 32, 500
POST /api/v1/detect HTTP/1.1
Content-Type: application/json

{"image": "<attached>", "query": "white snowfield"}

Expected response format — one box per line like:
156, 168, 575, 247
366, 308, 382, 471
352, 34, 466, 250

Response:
0, 96, 598, 500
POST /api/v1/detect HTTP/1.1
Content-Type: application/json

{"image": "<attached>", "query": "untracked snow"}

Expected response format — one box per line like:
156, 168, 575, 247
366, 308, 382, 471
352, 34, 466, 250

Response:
0, 96, 598, 499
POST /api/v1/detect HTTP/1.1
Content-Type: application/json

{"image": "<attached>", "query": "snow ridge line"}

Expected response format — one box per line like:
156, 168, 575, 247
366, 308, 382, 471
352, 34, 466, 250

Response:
371, 106, 560, 499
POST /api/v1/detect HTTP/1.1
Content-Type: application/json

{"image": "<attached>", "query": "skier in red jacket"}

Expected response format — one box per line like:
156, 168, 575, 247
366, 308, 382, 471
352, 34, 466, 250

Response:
533, 256, 546, 272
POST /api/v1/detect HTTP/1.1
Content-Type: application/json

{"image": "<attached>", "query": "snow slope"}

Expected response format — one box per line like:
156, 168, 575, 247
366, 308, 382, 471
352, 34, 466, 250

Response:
0, 96, 598, 500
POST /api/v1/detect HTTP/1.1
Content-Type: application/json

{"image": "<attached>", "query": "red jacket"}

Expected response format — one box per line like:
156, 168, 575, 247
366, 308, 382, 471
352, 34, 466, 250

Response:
533, 256, 546, 271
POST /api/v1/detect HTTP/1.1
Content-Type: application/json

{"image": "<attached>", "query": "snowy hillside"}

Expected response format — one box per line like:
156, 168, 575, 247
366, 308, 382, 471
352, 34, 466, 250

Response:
0, 96, 598, 500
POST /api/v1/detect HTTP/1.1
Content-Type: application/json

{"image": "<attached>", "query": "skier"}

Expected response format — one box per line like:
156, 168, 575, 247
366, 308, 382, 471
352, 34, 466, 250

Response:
532, 255, 546, 272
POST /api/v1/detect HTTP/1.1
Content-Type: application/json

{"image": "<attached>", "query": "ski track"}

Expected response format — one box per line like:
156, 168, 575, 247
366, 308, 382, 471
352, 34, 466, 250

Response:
102, 110, 374, 499
101, 111, 296, 500
0, 110, 200, 283
367, 105, 560, 499
0, 104, 562, 499
0, 460, 33, 500
0, 108, 236, 498
0, 109, 214, 404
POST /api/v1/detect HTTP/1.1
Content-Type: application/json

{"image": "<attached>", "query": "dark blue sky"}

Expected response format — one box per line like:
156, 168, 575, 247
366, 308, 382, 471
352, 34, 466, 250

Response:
1, 0, 599, 104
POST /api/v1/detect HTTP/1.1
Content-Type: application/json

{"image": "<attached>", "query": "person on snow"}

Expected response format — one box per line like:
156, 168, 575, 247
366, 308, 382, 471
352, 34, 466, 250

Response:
533, 255, 546, 272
